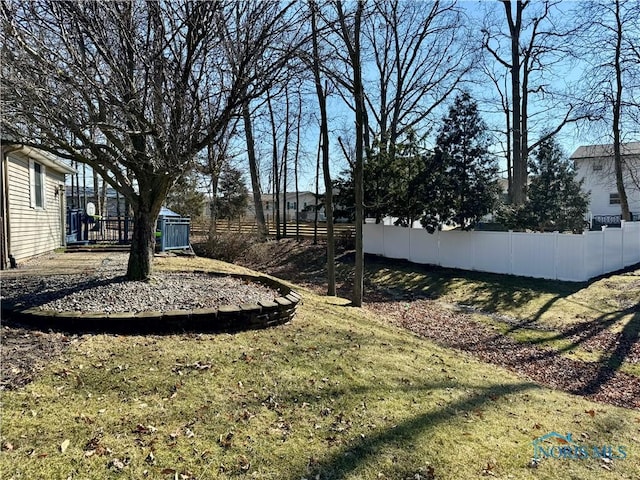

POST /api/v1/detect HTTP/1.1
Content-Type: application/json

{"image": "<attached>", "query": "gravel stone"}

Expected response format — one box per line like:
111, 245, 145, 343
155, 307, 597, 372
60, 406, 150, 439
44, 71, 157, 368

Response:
1, 255, 279, 314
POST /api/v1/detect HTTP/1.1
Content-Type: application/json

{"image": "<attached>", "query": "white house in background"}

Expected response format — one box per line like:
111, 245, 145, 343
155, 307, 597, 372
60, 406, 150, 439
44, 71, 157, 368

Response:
245, 191, 321, 222
570, 142, 640, 221
1, 142, 76, 269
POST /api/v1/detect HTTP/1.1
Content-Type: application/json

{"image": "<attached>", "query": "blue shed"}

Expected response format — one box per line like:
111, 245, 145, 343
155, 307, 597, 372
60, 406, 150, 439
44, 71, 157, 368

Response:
156, 207, 190, 251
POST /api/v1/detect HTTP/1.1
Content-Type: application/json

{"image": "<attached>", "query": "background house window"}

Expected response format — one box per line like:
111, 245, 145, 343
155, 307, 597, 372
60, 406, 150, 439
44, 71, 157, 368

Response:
29, 159, 46, 209
593, 163, 603, 171
609, 193, 621, 205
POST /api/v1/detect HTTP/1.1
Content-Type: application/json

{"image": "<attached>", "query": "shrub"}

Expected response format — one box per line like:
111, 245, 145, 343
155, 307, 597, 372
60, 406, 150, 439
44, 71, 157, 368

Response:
197, 232, 261, 263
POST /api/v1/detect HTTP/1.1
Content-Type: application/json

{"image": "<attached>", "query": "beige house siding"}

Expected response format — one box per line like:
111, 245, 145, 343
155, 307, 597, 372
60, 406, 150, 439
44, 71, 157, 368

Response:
6, 150, 67, 262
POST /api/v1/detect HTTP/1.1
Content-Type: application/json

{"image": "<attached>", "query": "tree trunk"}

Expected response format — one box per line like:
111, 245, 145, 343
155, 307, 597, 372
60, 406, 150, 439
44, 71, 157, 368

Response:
100, 178, 108, 218
125, 170, 170, 280
314, 129, 321, 245
127, 208, 157, 280
93, 168, 100, 216
311, 2, 335, 295
321, 103, 335, 296
282, 86, 290, 238
294, 91, 302, 242
505, 0, 525, 205
350, 1, 366, 307
267, 92, 281, 240
243, 101, 267, 239
505, 85, 512, 200
209, 169, 219, 234
613, 0, 631, 221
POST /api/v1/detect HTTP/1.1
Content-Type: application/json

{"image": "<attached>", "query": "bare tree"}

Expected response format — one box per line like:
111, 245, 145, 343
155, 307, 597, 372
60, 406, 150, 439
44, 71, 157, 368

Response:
197, 121, 237, 234
334, 0, 366, 307
242, 100, 268, 239
293, 88, 303, 242
576, 0, 640, 221
282, 85, 292, 238
363, 0, 473, 156
480, 60, 512, 185
1, 1, 306, 279
482, 1, 588, 205
266, 90, 282, 239
310, 0, 336, 296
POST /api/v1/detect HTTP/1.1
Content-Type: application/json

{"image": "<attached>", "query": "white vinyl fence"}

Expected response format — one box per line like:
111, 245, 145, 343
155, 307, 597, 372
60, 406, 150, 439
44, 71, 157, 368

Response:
364, 222, 640, 282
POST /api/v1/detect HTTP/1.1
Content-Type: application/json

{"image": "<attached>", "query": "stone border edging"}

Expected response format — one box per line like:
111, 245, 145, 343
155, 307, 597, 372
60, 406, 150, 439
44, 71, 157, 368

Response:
2, 271, 301, 334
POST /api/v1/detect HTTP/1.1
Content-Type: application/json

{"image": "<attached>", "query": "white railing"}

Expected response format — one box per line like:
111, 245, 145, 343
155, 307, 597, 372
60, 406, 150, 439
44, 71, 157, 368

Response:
364, 222, 640, 282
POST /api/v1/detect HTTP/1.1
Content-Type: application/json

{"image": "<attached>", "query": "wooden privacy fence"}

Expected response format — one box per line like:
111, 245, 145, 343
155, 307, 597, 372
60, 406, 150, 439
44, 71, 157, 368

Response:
364, 221, 640, 282
191, 219, 355, 241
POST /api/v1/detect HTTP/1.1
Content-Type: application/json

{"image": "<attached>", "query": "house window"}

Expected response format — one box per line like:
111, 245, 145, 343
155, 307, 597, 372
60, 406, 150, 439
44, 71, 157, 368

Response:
29, 159, 46, 209
593, 163, 603, 172
287, 201, 297, 210
610, 193, 621, 205
265, 201, 270, 211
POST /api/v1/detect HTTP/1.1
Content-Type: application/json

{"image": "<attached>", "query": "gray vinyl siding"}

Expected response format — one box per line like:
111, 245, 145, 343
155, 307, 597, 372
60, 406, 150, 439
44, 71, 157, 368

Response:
7, 151, 65, 261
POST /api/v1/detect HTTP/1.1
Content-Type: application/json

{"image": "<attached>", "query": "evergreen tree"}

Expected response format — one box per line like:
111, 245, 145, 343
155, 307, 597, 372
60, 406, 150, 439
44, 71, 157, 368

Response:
426, 92, 499, 230
165, 172, 205, 220
387, 130, 436, 227
215, 165, 249, 221
334, 131, 436, 226
526, 137, 589, 233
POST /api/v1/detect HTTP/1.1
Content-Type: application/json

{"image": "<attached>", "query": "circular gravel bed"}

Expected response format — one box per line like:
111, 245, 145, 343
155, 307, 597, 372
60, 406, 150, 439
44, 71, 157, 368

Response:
1, 272, 280, 314
2, 273, 278, 313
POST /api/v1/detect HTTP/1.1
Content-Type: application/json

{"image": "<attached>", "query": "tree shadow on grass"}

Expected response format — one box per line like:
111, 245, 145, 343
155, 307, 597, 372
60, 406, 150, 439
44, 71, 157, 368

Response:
1, 275, 126, 311
533, 305, 640, 397
289, 381, 536, 480
579, 309, 639, 396
355, 255, 588, 317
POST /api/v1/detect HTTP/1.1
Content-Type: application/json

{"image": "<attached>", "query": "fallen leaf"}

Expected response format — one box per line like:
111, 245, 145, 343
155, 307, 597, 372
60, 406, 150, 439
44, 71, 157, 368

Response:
60, 439, 70, 453
109, 458, 126, 471
133, 424, 157, 435
238, 454, 250, 471
3, 442, 14, 451
585, 409, 596, 417
481, 462, 496, 476
219, 432, 233, 448
84, 436, 101, 451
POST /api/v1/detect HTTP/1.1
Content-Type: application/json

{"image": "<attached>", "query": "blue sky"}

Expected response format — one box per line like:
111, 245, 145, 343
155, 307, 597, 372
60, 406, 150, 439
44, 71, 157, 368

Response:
70, 0, 636, 198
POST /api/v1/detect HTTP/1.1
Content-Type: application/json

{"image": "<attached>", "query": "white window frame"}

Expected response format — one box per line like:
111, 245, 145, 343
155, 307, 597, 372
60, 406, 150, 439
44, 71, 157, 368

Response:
29, 158, 47, 209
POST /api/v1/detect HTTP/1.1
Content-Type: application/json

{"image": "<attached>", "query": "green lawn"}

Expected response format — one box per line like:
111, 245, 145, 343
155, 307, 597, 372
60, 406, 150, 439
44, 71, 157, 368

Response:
1, 256, 638, 479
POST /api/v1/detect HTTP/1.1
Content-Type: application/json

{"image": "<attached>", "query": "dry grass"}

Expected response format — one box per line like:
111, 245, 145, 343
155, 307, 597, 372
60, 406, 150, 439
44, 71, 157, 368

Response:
1, 256, 638, 479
